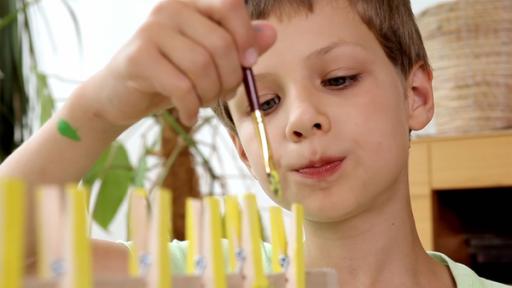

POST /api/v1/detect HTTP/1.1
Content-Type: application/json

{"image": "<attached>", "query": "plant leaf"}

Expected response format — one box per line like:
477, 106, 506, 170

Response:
0, 0, 40, 31
0, 9, 18, 31
57, 119, 80, 141
82, 142, 133, 187
133, 157, 147, 187
40, 92, 54, 125
1, 0, 29, 162
91, 142, 133, 229
82, 146, 110, 187
108, 142, 132, 171
92, 169, 132, 229
37, 72, 54, 124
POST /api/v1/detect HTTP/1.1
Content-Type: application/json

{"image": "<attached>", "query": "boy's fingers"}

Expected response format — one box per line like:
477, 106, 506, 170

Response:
170, 81, 201, 126
157, 32, 221, 106
149, 53, 201, 126
176, 8, 242, 98
217, 22, 276, 104
194, 0, 257, 67
252, 21, 278, 56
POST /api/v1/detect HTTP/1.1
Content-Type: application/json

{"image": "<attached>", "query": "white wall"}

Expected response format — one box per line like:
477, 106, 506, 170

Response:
33, 0, 451, 240
412, 0, 452, 13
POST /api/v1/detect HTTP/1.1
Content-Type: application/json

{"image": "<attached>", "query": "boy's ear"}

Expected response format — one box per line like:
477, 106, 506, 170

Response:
406, 62, 434, 131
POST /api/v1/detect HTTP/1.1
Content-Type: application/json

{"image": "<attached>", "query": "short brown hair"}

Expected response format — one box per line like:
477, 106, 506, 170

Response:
212, 0, 431, 132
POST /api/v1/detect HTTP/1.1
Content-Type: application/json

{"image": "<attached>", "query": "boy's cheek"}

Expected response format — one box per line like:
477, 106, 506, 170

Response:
235, 106, 342, 209
246, 152, 270, 187
239, 134, 294, 206
236, 126, 268, 176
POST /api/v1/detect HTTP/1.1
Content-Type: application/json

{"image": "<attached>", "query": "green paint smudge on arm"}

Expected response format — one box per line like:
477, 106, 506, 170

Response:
57, 119, 81, 141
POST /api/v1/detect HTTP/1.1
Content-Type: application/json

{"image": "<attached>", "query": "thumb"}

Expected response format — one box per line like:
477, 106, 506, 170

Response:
251, 21, 277, 58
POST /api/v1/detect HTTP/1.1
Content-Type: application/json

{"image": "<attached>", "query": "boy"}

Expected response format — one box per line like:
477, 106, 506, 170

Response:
0, 0, 508, 287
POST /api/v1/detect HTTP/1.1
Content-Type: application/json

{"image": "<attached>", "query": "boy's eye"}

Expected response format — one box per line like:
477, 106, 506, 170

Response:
321, 74, 359, 89
260, 95, 281, 113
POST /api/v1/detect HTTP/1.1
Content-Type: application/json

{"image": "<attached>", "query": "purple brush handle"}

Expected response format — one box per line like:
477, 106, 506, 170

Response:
242, 67, 260, 112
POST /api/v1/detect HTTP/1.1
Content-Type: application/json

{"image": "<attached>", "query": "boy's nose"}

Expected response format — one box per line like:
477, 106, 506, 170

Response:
285, 104, 330, 142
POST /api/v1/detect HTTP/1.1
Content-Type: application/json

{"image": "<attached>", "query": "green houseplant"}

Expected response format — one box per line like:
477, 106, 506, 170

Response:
1, 1, 232, 239
0, 0, 79, 161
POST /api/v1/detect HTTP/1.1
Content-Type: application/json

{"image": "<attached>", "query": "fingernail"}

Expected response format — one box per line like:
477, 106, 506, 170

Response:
243, 48, 259, 67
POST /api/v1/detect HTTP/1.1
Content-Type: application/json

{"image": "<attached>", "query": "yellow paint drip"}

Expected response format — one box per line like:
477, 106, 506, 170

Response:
243, 194, 269, 288
36, 187, 49, 279
205, 197, 227, 288
291, 204, 305, 288
128, 244, 140, 277
128, 188, 147, 277
269, 207, 286, 273
185, 198, 199, 274
224, 196, 241, 272
156, 188, 172, 288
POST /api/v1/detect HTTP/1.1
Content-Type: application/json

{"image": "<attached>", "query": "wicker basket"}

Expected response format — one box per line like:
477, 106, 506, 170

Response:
416, 0, 512, 135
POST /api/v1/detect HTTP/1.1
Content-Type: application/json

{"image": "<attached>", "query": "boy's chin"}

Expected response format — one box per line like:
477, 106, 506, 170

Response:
293, 191, 375, 224
262, 183, 375, 222
303, 204, 360, 224
304, 209, 353, 224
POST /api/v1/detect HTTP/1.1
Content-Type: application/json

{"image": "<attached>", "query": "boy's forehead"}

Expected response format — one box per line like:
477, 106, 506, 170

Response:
252, 0, 383, 75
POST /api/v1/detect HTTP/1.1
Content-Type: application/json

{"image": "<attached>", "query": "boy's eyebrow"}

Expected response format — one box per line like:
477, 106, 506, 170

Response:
252, 73, 275, 85
248, 41, 366, 84
307, 40, 365, 59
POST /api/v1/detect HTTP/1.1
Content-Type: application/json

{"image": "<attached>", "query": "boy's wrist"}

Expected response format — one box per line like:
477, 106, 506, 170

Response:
66, 75, 130, 139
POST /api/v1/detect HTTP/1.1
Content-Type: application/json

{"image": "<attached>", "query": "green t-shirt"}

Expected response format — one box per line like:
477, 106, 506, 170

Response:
124, 240, 510, 287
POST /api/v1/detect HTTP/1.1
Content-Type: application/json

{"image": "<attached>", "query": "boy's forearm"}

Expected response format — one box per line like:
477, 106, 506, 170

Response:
0, 77, 128, 185
0, 77, 129, 274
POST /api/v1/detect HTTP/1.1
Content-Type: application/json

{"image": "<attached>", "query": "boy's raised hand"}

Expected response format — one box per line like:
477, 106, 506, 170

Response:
0, 0, 278, 188
0, 0, 277, 273
91, 0, 277, 127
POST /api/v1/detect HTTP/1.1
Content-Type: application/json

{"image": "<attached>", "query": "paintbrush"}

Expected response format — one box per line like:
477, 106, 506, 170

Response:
241, 67, 282, 198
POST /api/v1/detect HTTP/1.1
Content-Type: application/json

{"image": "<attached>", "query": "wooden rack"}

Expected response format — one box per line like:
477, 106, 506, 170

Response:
409, 130, 512, 282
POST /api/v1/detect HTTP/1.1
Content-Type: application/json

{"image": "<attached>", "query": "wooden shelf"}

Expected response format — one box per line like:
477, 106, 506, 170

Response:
409, 130, 512, 282
409, 130, 512, 250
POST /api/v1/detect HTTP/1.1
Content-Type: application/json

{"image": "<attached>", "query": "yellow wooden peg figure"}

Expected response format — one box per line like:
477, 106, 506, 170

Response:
36, 185, 64, 279
147, 188, 172, 288
128, 187, 149, 276
203, 197, 227, 288
224, 195, 242, 273
185, 197, 204, 274
269, 206, 287, 273
0, 178, 26, 288
286, 204, 305, 288
241, 194, 268, 288
61, 184, 92, 288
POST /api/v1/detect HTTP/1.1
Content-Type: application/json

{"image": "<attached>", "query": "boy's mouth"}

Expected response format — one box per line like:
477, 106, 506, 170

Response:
294, 157, 345, 180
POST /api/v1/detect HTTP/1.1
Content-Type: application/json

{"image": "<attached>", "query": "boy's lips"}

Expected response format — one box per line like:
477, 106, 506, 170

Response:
293, 157, 345, 180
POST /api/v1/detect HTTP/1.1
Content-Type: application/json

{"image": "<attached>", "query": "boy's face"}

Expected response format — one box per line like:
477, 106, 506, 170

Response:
228, 1, 432, 222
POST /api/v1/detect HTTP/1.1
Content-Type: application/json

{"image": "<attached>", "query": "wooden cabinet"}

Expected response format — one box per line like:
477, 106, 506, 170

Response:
409, 130, 512, 254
